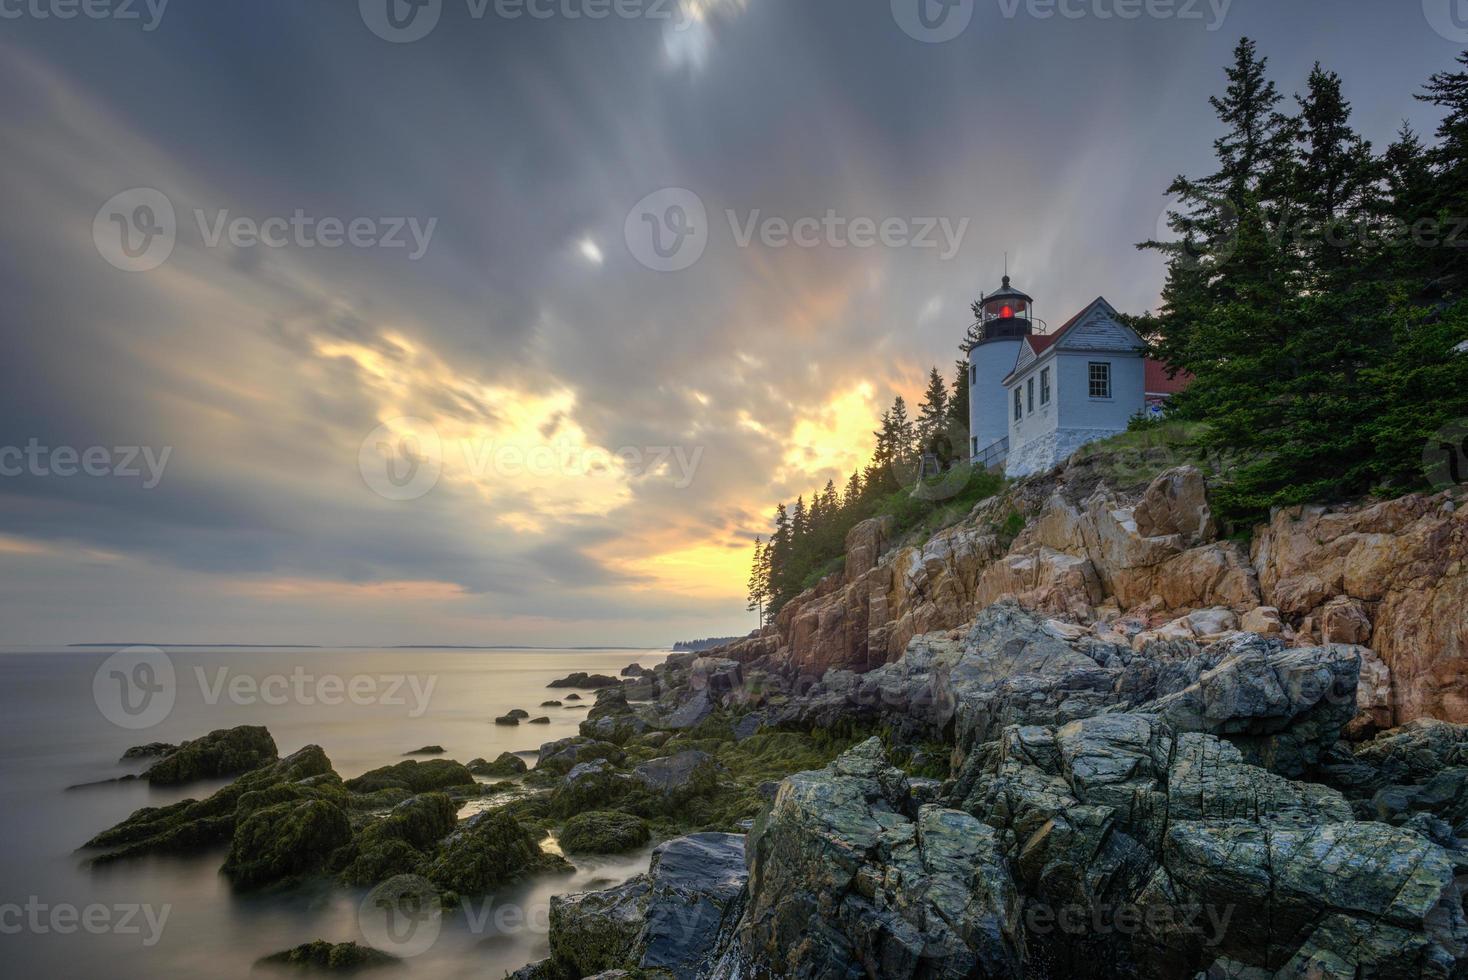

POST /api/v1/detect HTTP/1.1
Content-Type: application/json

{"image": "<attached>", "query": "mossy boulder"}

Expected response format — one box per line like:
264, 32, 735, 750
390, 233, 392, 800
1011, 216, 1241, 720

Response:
120, 741, 176, 761
223, 798, 353, 889
547, 761, 635, 818
535, 737, 625, 775
548, 672, 621, 689
558, 811, 650, 854
344, 759, 475, 794
421, 810, 571, 895
256, 940, 400, 972
142, 725, 278, 786
338, 794, 457, 886
467, 753, 527, 777
85, 745, 337, 863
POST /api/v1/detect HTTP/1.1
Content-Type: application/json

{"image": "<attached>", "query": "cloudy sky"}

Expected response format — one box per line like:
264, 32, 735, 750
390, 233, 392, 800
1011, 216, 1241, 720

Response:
0, 0, 1455, 646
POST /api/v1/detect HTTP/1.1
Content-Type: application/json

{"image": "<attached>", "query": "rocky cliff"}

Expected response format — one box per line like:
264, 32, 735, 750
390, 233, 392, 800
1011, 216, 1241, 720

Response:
523, 602, 1468, 979
738, 449, 1466, 730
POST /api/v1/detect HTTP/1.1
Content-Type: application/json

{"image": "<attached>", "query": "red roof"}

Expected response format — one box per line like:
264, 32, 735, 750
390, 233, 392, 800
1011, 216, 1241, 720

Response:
1145, 359, 1191, 395
1025, 334, 1058, 356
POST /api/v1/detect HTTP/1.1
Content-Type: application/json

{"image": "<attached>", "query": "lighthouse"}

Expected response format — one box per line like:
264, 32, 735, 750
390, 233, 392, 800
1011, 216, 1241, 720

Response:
967, 274, 1034, 462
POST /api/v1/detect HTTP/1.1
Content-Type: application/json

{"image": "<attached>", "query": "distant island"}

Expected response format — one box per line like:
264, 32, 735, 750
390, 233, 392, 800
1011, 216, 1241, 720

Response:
671, 636, 746, 652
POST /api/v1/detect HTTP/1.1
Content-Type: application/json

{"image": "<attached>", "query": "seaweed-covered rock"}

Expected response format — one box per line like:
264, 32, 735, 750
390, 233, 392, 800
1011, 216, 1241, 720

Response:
256, 940, 399, 972
558, 811, 650, 854
403, 745, 444, 756
84, 745, 338, 863
548, 673, 621, 689
541, 699, 563, 707
535, 737, 625, 775
120, 741, 176, 761
507, 709, 530, 720
549, 760, 634, 817
344, 759, 475, 794
338, 794, 457, 886
494, 715, 521, 726
223, 798, 353, 889
529, 716, 551, 724
467, 752, 527, 778
142, 725, 278, 786
421, 810, 570, 895
630, 750, 722, 798
549, 875, 651, 977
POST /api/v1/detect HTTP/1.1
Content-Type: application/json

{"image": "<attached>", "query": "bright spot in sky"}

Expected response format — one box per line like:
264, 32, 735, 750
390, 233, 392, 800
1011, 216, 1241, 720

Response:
578, 238, 604, 265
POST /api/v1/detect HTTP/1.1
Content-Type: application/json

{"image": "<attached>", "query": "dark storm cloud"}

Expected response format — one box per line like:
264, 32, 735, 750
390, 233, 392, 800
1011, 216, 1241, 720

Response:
0, 0, 1455, 642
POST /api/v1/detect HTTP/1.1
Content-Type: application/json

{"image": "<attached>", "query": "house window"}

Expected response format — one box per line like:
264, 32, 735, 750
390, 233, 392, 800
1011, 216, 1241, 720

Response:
1089, 362, 1112, 399
971, 437, 978, 457
1040, 367, 1051, 405
1027, 377, 1035, 413
970, 364, 976, 386
1013, 388, 1022, 421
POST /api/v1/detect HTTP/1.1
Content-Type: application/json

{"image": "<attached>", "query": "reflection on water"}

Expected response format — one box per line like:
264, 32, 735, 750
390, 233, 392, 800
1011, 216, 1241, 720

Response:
0, 646, 665, 978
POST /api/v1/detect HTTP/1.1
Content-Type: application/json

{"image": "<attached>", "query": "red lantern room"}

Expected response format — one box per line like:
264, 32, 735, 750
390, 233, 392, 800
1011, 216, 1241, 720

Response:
976, 275, 1035, 343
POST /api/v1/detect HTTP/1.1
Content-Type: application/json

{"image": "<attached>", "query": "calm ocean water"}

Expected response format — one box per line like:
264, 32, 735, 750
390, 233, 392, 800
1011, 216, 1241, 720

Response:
0, 646, 668, 978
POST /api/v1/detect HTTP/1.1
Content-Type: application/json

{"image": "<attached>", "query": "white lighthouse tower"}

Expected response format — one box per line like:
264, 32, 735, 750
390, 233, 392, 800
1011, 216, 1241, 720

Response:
967, 274, 1035, 465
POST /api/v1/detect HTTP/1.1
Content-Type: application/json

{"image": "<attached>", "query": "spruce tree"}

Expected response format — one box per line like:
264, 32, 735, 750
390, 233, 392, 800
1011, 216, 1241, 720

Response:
916, 366, 951, 463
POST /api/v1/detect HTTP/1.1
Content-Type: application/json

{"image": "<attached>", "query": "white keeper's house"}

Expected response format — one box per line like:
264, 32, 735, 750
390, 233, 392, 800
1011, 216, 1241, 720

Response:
965, 275, 1188, 478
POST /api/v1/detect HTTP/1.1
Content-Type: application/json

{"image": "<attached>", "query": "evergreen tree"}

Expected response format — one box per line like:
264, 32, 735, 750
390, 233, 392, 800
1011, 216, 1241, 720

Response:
916, 366, 952, 463
745, 537, 767, 626
949, 359, 970, 445
889, 396, 917, 465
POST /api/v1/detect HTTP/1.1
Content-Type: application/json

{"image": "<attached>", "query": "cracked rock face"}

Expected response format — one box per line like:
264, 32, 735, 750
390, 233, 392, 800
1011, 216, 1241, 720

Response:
714, 737, 1025, 979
